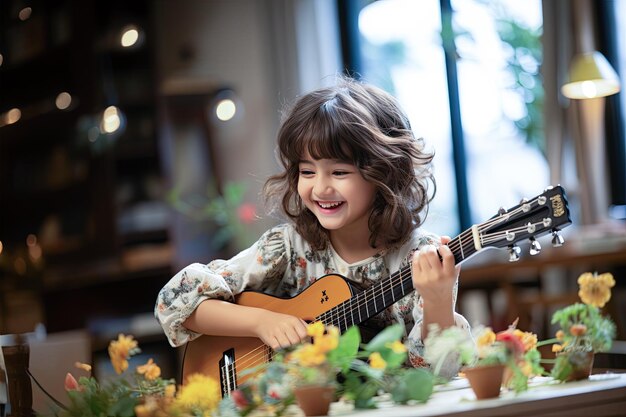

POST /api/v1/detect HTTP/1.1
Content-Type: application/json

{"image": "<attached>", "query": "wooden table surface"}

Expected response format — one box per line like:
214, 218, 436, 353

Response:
331, 373, 626, 417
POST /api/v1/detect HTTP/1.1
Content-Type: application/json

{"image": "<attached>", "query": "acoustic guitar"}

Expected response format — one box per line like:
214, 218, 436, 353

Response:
182, 185, 571, 397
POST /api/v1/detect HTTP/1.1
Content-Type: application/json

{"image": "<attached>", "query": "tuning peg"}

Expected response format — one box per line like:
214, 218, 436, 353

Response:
520, 198, 531, 212
529, 237, 541, 255
508, 245, 521, 262
551, 230, 564, 247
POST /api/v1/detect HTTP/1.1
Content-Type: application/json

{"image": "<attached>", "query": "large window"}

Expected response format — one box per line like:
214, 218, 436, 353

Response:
351, 0, 548, 236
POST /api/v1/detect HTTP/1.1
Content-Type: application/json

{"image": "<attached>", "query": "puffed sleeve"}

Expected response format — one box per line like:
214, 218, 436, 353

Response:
154, 224, 289, 347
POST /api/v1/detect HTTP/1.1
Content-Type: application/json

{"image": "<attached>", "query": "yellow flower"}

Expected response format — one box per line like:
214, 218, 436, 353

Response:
74, 362, 92, 372
164, 384, 176, 398
386, 340, 407, 354
313, 326, 339, 353
291, 344, 326, 367
578, 272, 615, 308
552, 343, 563, 353
108, 334, 138, 374
368, 352, 387, 370
513, 329, 537, 352
171, 373, 220, 415
556, 330, 565, 341
476, 328, 496, 348
137, 358, 161, 380
307, 322, 325, 338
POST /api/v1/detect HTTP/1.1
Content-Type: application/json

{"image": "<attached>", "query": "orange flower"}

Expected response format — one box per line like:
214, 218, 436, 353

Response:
137, 358, 161, 380
513, 329, 537, 352
108, 334, 139, 374
570, 324, 587, 336
74, 362, 92, 372
552, 344, 563, 353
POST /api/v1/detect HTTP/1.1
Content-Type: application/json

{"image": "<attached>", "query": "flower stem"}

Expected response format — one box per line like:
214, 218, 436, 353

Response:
536, 338, 559, 347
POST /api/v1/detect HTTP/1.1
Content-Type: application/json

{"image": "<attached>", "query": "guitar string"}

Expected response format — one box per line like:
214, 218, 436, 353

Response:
217, 226, 484, 378
218, 211, 524, 378
218, 202, 536, 378
219, 199, 545, 382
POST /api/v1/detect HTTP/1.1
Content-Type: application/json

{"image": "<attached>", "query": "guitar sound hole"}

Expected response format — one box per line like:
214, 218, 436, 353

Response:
219, 348, 237, 397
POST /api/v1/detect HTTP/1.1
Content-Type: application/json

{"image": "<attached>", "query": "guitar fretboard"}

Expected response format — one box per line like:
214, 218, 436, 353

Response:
315, 228, 480, 332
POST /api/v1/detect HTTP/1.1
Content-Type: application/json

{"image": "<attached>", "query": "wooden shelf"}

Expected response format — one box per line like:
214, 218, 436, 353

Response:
0, 0, 170, 335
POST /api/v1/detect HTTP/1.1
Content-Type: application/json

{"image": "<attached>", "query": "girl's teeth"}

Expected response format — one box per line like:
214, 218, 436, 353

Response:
319, 202, 341, 209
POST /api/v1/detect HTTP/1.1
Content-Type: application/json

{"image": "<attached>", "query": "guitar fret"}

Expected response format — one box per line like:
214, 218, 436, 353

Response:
349, 298, 354, 326
356, 292, 363, 323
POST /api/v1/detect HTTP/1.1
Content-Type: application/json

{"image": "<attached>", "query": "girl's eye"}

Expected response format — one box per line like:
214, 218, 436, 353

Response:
333, 171, 350, 176
299, 169, 314, 176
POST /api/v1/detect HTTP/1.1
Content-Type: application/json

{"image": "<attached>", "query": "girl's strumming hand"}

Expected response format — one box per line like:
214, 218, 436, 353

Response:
411, 236, 460, 306
253, 310, 309, 350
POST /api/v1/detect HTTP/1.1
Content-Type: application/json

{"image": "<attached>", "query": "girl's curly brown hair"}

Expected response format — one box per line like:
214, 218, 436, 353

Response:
264, 77, 435, 251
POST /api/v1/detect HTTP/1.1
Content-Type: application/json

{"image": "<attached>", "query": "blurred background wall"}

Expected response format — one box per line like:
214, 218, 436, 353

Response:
0, 0, 625, 388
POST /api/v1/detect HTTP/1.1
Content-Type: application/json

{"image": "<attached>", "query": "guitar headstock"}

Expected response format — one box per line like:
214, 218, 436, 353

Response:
477, 185, 572, 261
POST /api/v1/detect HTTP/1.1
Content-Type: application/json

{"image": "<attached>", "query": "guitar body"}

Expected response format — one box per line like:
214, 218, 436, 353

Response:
181, 274, 354, 388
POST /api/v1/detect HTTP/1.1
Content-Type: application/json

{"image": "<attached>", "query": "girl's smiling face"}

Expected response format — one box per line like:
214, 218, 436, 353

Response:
297, 152, 376, 237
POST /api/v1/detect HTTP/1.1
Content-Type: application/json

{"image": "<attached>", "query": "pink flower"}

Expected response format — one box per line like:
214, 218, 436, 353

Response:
64, 373, 80, 391
231, 389, 249, 409
237, 203, 257, 224
496, 331, 525, 356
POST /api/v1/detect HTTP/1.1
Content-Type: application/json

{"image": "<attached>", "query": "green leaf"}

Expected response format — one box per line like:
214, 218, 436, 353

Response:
224, 182, 246, 204
390, 368, 433, 404
365, 324, 404, 352
328, 326, 360, 371
378, 349, 407, 370
108, 395, 137, 417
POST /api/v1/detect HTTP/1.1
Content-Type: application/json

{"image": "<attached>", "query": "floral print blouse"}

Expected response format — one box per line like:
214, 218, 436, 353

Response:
155, 223, 470, 377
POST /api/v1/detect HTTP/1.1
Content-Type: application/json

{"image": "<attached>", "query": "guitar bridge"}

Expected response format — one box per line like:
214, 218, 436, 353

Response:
219, 348, 237, 397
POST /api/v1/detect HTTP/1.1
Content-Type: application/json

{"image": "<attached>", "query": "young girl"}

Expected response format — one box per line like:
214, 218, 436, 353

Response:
155, 77, 470, 377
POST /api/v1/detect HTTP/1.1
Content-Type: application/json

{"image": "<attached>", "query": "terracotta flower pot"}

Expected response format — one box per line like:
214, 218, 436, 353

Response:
463, 364, 506, 400
564, 351, 595, 381
293, 385, 335, 416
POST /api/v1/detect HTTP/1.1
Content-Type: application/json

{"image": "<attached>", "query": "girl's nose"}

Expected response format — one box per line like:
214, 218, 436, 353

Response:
313, 175, 332, 195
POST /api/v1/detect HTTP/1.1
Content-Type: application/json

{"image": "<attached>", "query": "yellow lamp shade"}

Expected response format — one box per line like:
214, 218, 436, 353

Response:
561, 51, 621, 99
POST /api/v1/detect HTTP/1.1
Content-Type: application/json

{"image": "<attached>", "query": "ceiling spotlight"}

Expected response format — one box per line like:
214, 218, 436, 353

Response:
120, 25, 143, 48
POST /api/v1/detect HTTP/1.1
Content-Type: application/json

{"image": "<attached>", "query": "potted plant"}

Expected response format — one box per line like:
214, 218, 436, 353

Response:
227, 323, 434, 416
424, 322, 543, 398
545, 272, 616, 382
58, 334, 222, 417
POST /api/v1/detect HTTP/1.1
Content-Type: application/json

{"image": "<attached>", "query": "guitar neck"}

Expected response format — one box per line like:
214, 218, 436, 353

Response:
313, 185, 571, 333
315, 229, 478, 332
